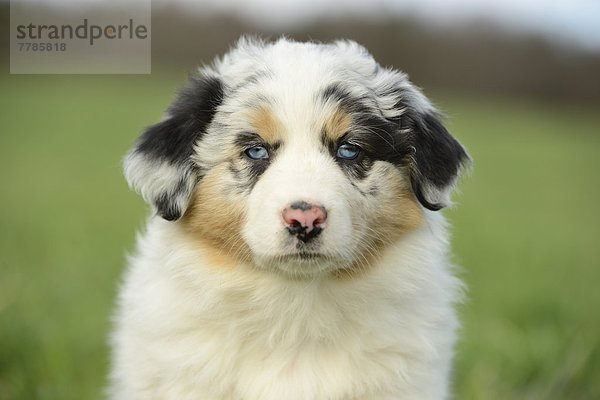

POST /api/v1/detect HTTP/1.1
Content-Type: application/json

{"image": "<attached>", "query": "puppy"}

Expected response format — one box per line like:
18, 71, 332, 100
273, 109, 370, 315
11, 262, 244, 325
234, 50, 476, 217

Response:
110, 37, 470, 400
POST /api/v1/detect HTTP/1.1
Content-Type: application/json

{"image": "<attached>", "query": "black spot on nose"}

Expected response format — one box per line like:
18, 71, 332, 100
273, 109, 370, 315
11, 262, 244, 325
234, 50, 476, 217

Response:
288, 225, 323, 243
289, 201, 313, 211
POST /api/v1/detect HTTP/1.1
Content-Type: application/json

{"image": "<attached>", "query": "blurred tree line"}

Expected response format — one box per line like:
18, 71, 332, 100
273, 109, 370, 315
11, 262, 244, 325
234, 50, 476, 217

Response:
2, 3, 600, 102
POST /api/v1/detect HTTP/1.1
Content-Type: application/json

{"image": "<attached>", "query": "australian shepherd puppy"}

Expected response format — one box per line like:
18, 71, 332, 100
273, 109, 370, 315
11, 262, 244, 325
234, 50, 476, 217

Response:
109, 37, 470, 400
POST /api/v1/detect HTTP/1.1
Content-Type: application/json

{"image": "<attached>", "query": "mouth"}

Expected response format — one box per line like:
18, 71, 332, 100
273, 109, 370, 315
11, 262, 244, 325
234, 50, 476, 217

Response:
254, 250, 344, 278
277, 252, 327, 262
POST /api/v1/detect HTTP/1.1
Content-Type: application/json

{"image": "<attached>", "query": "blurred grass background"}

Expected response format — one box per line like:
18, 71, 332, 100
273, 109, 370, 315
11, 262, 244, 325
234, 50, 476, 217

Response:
1, 1, 600, 399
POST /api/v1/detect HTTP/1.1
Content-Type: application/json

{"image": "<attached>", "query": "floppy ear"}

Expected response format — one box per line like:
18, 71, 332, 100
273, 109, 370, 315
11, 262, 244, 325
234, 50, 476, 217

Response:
124, 75, 224, 221
406, 109, 471, 211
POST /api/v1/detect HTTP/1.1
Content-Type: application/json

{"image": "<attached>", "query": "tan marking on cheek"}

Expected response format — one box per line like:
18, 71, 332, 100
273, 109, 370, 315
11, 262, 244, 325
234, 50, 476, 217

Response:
246, 107, 284, 145
334, 168, 424, 280
323, 108, 352, 142
376, 171, 425, 234
181, 164, 250, 268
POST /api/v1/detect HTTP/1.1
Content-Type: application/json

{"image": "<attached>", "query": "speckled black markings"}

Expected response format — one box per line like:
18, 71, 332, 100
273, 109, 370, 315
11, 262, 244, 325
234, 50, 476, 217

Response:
349, 181, 368, 197
320, 84, 373, 117
228, 160, 267, 194
367, 183, 380, 196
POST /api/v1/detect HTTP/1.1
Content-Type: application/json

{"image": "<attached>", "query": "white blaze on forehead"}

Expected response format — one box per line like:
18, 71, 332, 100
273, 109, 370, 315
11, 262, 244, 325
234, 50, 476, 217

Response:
242, 142, 357, 262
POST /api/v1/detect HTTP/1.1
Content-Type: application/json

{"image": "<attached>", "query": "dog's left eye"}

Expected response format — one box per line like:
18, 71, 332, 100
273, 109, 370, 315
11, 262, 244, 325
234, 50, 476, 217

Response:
245, 145, 269, 160
336, 143, 361, 160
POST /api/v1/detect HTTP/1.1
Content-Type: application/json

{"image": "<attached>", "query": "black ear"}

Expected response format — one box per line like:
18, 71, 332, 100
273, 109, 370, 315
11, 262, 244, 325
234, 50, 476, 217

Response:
124, 74, 224, 220
407, 110, 470, 211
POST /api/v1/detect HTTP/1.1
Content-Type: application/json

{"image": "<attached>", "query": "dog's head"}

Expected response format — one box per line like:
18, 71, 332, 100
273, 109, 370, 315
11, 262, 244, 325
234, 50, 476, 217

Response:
125, 38, 470, 278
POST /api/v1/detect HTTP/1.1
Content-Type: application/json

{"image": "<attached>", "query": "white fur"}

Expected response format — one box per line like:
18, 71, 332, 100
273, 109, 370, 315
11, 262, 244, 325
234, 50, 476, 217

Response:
110, 215, 461, 400
110, 37, 465, 400
123, 152, 196, 217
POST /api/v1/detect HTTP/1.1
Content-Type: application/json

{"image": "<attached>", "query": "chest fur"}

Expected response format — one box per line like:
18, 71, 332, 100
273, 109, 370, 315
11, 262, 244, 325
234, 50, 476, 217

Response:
130, 270, 444, 399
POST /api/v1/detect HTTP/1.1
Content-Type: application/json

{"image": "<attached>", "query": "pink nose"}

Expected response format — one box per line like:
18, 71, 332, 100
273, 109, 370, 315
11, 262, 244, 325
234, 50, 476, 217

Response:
282, 201, 327, 242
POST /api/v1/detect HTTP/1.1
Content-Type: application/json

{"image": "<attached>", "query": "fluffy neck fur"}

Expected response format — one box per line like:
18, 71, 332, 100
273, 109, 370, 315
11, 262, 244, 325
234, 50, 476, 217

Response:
112, 213, 461, 399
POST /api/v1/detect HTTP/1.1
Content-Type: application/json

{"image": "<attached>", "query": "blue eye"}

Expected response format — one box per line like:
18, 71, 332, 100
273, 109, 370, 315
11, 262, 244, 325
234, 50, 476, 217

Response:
245, 145, 269, 160
336, 143, 361, 160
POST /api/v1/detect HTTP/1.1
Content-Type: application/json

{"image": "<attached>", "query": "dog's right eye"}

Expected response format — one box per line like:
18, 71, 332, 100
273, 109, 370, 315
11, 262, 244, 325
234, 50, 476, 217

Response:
245, 146, 269, 160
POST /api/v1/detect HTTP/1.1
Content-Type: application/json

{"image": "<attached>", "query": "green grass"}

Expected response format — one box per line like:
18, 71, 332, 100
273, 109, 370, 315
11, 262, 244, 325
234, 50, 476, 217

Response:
440, 96, 600, 399
0, 73, 599, 399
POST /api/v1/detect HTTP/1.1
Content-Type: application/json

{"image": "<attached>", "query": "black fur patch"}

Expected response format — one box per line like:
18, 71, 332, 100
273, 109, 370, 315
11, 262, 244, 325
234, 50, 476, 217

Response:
130, 75, 224, 220
406, 111, 470, 211
134, 76, 224, 164
155, 192, 182, 221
